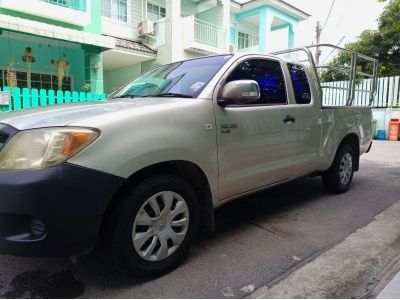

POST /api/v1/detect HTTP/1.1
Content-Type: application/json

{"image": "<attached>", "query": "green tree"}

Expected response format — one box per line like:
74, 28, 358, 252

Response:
320, 0, 400, 82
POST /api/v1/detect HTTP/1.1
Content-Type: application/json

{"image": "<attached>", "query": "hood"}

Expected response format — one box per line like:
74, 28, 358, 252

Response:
0, 98, 185, 130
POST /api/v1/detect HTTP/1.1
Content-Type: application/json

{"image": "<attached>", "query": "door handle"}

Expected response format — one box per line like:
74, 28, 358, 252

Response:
283, 115, 296, 124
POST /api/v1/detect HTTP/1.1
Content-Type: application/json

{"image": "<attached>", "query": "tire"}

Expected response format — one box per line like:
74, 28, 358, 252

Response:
322, 144, 355, 194
107, 174, 199, 278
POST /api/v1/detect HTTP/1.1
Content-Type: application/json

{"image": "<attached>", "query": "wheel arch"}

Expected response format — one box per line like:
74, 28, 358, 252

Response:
100, 160, 215, 237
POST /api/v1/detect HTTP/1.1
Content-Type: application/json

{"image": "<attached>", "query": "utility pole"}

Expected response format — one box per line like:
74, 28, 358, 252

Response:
315, 21, 322, 66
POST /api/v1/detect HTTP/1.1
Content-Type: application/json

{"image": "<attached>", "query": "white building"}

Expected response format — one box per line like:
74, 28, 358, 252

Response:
100, 0, 310, 93
0, 0, 309, 94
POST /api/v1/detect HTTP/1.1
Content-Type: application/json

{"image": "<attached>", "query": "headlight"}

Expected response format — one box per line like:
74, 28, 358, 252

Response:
0, 127, 99, 170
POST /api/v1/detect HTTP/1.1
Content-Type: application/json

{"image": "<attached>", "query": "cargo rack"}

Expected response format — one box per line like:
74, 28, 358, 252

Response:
271, 44, 378, 106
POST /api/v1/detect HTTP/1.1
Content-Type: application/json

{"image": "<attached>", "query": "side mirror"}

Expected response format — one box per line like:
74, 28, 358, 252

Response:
218, 80, 260, 107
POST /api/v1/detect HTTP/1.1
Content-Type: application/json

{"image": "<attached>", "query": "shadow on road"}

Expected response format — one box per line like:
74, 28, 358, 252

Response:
3, 158, 395, 299
70, 176, 326, 291
63, 149, 400, 298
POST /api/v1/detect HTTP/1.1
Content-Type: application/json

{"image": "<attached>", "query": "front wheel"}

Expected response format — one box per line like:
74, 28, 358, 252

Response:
107, 175, 199, 278
322, 144, 355, 194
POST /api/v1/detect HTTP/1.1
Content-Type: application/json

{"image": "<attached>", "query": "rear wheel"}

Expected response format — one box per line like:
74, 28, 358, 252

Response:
322, 144, 355, 194
107, 175, 199, 277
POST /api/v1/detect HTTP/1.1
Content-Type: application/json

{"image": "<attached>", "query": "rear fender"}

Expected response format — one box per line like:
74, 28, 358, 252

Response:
321, 112, 361, 171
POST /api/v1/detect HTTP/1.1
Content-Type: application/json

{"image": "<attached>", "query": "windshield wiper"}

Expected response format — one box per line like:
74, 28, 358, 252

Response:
156, 93, 194, 98
113, 94, 135, 99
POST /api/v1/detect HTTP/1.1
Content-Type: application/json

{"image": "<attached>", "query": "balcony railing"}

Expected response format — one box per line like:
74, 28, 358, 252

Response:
194, 18, 226, 49
237, 34, 259, 50
40, 0, 86, 11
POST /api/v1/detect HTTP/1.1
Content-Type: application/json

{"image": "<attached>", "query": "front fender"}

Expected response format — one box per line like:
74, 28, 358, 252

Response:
68, 99, 219, 202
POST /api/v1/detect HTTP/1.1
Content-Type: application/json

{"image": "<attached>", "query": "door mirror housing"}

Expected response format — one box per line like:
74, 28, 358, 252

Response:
218, 80, 260, 107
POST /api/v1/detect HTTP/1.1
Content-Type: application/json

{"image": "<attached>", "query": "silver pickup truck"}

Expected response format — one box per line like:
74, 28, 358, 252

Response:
0, 45, 375, 277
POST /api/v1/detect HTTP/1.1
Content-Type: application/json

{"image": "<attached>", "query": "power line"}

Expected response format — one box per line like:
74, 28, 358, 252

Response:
335, 0, 351, 28
321, 35, 346, 64
311, 0, 337, 44
322, 0, 336, 30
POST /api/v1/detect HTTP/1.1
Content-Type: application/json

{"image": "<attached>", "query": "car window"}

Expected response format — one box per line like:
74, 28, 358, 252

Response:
113, 55, 233, 99
226, 59, 287, 105
287, 63, 312, 104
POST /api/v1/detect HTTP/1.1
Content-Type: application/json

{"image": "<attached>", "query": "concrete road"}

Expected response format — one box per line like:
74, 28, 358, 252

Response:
0, 141, 399, 299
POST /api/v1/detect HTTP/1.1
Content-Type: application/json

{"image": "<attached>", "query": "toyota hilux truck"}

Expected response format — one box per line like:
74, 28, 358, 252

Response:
0, 45, 376, 277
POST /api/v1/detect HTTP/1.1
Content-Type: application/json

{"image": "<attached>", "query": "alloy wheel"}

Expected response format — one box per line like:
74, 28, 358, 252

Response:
339, 153, 353, 185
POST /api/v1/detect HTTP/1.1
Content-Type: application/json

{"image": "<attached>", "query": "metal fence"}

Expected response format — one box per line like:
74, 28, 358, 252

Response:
0, 87, 107, 112
322, 76, 400, 108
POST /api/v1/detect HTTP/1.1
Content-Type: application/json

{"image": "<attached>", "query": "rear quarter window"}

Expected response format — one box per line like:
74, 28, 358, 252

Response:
287, 63, 312, 104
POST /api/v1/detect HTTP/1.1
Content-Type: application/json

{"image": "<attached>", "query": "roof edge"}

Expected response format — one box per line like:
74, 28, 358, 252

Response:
231, 0, 311, 20
103, 35, 157, 55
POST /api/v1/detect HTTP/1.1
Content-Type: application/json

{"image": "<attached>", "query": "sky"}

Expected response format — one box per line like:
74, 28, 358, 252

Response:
285, 0, 386, 47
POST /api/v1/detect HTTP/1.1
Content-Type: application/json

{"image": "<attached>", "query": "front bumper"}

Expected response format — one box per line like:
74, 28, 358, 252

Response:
0, 163, 124, 257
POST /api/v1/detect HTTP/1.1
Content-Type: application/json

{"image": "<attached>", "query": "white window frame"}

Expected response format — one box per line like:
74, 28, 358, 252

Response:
147, 1, 166, 21
237, 31, 250, 49
101, 0, 130, 24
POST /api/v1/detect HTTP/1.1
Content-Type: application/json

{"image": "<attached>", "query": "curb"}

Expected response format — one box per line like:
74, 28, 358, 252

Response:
247, 200, 400, 299
369, 254, 400, 298
377, 269, 400, 298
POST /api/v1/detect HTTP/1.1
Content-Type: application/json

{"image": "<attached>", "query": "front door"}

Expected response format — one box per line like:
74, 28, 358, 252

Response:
214, 57, 299, 200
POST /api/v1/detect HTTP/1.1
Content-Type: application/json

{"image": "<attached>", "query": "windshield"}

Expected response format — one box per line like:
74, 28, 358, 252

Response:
112, 55, 233, 99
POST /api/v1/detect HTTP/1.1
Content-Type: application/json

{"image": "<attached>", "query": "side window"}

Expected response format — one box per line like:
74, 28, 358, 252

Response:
226, 59, 287, 105
287, 63, 312, 104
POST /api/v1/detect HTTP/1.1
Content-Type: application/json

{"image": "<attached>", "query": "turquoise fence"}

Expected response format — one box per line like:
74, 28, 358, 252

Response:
0, 87, 107, 113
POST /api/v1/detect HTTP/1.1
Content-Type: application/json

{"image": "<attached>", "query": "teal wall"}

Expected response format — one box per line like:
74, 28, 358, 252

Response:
84, 0, 102, 33
0, 0, 101, 33
103, 63, 142, 93
0, 0, 104, 93
83, 45, 104, 93
0, 31, 85, 91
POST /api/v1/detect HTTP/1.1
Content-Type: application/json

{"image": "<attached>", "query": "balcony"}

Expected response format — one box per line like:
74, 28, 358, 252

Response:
0, 0, 91, 26
40, 0, 86, 11
234, 33, 260, 53
183, 16, 228, 55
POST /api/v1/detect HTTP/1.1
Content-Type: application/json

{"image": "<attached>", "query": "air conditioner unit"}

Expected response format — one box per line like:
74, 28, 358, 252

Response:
138, 20, 155, 37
